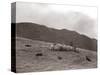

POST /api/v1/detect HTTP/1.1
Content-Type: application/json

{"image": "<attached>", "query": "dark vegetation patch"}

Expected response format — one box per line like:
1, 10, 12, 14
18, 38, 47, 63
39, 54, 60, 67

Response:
25, 44, 32, 47
35, 53, 43, 56
86, 56, 92, 62
57, 56, 62, 60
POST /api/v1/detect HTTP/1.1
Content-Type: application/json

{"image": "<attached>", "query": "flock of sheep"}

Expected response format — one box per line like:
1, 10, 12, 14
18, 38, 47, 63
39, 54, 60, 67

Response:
49, 42, 79, 53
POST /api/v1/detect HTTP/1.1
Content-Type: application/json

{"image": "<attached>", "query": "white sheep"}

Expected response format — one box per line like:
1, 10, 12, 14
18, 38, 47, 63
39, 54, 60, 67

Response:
50, 43, 78, 51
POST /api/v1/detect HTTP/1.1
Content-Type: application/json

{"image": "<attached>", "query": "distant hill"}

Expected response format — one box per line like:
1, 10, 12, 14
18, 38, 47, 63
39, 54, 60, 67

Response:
13, 22, 97, 51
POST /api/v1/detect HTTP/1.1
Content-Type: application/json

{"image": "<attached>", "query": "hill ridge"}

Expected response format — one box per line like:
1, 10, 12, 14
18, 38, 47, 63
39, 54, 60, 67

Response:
13, 22, 97, 51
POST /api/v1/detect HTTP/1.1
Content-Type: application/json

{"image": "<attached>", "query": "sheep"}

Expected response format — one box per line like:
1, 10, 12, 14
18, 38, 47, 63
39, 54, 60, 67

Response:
49, 42, 79, 53
50, 43, 68, 51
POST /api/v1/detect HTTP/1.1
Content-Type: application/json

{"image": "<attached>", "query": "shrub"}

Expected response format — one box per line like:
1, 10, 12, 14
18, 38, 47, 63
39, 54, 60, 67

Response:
35, 53, 43, 56
25, 44, 31, 47
58, 56, 62, 60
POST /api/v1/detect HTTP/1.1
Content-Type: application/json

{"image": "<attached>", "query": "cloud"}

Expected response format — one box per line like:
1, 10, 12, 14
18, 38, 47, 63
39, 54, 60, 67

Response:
16, 2, 97, 39
66, 12, 97, 39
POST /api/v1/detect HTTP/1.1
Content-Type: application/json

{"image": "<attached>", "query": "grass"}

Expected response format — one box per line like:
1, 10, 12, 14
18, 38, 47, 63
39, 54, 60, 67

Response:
16, 37, 97, 73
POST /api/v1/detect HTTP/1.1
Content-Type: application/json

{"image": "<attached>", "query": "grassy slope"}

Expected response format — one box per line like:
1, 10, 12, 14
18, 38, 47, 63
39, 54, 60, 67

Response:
16, 37, 97, 73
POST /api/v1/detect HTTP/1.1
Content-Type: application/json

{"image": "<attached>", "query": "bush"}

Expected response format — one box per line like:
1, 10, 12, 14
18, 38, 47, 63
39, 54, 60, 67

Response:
25, 44, 32, 47
35, 53, 43, 56
58, 56, 62, 60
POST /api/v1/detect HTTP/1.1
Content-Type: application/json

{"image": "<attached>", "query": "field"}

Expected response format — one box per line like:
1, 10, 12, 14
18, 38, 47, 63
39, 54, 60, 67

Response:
16, 37, 97, 73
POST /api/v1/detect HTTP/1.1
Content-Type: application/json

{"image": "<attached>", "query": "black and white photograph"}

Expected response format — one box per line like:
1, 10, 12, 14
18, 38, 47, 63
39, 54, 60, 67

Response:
11, 2, 97, 73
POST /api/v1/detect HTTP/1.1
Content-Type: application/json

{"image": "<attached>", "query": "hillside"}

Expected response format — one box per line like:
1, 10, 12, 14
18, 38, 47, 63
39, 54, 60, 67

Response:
16, 37, 97, 72
13, 22, 97, 51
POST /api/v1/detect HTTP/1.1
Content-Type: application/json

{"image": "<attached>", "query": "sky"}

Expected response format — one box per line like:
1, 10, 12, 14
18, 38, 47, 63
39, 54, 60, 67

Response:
15, 2, 98, 39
